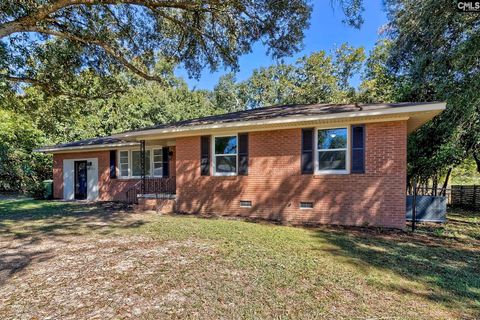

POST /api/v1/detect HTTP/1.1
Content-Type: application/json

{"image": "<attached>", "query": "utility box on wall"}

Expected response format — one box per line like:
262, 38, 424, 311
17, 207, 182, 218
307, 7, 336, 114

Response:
406, 196, 447, 223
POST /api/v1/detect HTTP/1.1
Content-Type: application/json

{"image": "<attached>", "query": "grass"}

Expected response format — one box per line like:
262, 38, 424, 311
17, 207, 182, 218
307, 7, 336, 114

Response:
0, 199, 479, 319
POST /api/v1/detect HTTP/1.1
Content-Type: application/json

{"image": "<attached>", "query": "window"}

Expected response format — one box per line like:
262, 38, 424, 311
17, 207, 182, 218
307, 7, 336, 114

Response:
132, 150, 151, 177
316, 127, 348, 173
119, 151, 129, 177
213, 135, 237, 175
152, 148, 163, 176
118, 147, 163, 178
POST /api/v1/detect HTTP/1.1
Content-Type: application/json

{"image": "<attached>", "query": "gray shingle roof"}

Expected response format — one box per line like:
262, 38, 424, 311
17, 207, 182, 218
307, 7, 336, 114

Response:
50, 137, 124, 148
124, 102, 432, 133
35, 136, 136, 152
36, 102, 443, 152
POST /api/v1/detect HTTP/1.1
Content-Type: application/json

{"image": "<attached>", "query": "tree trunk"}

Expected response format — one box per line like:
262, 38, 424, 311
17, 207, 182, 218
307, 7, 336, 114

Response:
473, 151, 480, 174
440, 168, 452, 196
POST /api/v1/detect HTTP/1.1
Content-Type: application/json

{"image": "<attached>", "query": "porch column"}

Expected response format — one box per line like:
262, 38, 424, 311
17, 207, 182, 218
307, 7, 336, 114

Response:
140, 140, 146, 194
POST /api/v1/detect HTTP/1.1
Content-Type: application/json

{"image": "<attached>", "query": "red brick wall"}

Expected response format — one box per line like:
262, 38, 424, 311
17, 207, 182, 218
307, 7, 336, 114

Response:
53, 146, 177, 201
176, 121, 407, 228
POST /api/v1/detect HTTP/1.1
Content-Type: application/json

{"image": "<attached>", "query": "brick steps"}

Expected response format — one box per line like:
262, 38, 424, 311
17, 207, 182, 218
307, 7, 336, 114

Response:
134, 194, 176, 214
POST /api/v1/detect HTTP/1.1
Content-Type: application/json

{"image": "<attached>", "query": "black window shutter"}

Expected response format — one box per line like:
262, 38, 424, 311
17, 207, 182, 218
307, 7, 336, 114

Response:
301, 128, 314, 174
109, 150, 117, 179
351, 125, 365, 174
162, 147, 169, 177
200, 136, 211, 176
238, 133, 249, 175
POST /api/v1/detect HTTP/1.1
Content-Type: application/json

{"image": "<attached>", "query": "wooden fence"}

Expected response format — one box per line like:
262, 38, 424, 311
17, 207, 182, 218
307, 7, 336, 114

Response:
451, 185, 480, 209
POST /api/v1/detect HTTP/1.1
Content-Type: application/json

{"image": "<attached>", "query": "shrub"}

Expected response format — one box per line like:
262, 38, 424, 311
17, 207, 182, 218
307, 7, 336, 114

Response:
25, 181, 47, 199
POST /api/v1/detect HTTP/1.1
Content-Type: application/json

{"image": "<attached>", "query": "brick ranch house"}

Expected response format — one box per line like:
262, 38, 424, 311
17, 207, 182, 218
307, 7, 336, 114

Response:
36, 102, 445, 229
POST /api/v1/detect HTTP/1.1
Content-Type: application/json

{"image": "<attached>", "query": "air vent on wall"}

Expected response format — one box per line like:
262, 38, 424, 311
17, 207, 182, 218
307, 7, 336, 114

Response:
240, 200, 252, 208
300, 202, 313, 209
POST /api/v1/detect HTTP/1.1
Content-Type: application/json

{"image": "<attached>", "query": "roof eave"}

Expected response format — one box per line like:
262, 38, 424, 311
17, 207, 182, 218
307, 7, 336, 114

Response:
111, 102, 446, 140
34, 102, 446, 153
34, 141, 140, 154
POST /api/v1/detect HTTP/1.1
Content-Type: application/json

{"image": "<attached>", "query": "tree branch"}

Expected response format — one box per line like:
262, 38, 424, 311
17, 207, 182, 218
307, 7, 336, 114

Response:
3, 75, 126, 99
3, 75, 46, 86
24, 26, 165, 84
0, 0, 230, 83
153, 9, 236, 66
0, 0, 204, 39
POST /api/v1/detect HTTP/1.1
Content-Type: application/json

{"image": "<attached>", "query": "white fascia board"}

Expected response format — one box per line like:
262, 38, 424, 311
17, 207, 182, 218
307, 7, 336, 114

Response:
34, 142, 140, 153
112, 102, 446, 140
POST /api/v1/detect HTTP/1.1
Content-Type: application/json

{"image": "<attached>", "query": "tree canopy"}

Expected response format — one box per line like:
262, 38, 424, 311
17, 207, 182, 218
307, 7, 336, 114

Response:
384, 0, 480, 186
212, 44, 366, 109
0, 0, 303, 93
0, 109, 50, 191
0, 0, 364, 97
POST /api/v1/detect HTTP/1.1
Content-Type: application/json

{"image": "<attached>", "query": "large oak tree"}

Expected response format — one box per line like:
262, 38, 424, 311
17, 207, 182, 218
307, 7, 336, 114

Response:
0, 0, 363, 95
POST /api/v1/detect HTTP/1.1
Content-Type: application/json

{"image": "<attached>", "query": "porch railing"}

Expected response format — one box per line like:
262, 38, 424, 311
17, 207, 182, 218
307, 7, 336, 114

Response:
125, 177, 176, 204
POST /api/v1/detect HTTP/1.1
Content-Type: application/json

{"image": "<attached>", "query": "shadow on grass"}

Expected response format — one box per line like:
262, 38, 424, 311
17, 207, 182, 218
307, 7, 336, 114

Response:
0, 239, 53, 286
315, 225, 480, 315
0, 200, 143, 237
0, 199, 144, 285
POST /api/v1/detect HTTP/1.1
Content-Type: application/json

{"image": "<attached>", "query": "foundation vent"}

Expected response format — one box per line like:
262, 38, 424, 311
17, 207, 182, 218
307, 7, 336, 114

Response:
240, 200, 252, 208
300, 202, 314, 209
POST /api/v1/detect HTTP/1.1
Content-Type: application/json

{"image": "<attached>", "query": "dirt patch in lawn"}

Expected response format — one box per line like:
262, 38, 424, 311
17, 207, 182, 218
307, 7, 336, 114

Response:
0, 234, 218, 319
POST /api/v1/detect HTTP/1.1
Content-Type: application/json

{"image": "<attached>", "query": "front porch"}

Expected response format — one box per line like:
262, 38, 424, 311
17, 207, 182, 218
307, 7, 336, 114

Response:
121, 138, 177, 206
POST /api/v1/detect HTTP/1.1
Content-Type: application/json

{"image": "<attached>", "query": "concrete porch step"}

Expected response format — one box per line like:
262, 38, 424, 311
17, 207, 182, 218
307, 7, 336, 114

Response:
134, 194, 176, 213
137, 193, 176, 200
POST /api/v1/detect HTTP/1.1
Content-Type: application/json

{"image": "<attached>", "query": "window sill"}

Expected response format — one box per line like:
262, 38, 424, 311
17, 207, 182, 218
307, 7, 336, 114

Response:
313, 170, 350, 176
116, 177, 139, 180
213, 173, 237, 177
211, 174, 238, 180
116, 176, 163, 180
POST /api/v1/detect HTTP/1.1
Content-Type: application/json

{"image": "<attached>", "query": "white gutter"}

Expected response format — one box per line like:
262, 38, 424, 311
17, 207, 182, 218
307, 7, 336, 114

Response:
111, 102, 446, 139
35, 141, 140, 153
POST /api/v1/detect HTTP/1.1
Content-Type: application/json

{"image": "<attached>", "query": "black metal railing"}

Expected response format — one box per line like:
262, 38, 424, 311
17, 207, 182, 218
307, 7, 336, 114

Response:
125, 177, 176, 204
125, 180, 141, 204
144, 176, 176, 194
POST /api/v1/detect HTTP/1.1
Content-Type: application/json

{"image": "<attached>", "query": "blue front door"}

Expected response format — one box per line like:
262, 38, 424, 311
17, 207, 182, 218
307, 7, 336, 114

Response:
74, 161, 88, 200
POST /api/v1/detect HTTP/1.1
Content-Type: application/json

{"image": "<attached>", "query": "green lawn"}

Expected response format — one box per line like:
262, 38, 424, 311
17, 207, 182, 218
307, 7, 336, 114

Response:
0, 199, 479, 319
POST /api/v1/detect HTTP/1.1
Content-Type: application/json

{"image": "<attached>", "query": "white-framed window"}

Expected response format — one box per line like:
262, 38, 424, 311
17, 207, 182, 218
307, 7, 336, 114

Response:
213, 135, 237, 176
118, 147, 163, 178
153, 148, 163, 176
119, 151, 129, 177
315, 127, 349, 174
132, 150, 151, 177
